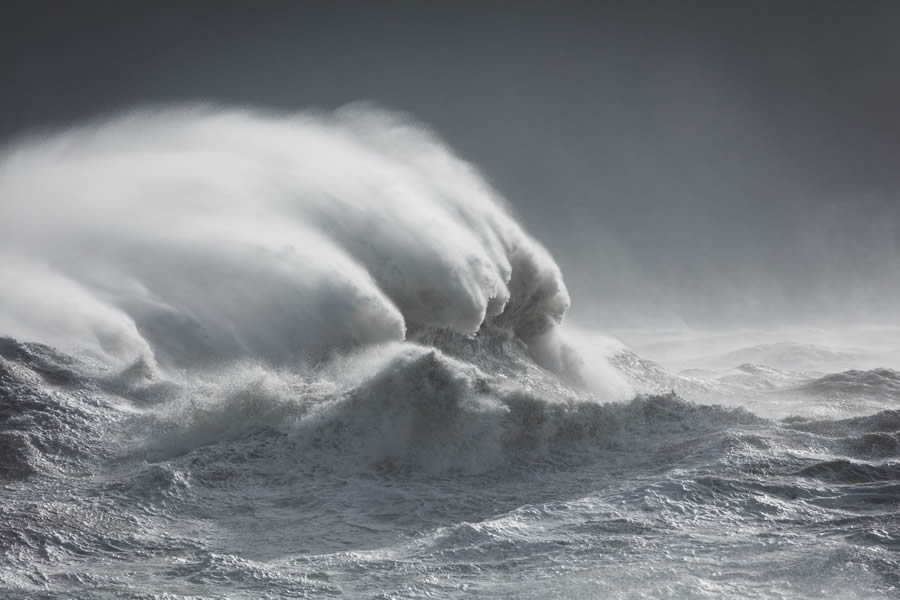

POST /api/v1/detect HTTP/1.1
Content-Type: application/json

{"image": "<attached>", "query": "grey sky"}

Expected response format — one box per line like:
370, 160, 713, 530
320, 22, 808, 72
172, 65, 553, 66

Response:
3, 1, 899, 328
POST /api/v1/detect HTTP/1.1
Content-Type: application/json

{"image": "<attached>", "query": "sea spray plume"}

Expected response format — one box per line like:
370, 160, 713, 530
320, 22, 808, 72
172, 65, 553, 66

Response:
0, 105, 575, 375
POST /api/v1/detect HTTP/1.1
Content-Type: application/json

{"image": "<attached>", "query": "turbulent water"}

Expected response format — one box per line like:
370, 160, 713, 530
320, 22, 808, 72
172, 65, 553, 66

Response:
1, 107, 898, 599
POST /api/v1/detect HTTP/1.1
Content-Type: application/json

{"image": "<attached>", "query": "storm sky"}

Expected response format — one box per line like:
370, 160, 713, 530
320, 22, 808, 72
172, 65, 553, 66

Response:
3, 1, 899, 329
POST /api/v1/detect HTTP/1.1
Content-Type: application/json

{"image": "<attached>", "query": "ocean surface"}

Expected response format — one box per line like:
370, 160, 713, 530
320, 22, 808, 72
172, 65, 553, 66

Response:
1, 106, 898, 598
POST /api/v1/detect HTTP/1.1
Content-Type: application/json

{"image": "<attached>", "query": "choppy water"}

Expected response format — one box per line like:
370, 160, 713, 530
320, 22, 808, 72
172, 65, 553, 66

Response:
2, 334, 899, 599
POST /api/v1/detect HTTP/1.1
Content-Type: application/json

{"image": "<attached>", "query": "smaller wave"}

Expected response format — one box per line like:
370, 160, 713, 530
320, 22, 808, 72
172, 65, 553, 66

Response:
840, 432, 900, 460
687, 341, 874, 373
714, 363, 814, 392
796, 459, 900, 484
607, 348, 710, 397
797, 369, 900, 399
784, 410, 900, 437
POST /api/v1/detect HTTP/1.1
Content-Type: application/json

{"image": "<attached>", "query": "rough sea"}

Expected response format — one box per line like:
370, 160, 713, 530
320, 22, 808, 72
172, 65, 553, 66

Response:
1, 106, 898, 599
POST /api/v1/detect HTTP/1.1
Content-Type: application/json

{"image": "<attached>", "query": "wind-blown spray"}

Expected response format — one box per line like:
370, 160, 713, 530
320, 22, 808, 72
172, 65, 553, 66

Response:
0, 105, 575, 374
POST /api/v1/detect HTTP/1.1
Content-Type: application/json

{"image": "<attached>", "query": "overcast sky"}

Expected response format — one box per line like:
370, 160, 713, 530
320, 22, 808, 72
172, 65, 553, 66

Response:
3, 1, 899, 328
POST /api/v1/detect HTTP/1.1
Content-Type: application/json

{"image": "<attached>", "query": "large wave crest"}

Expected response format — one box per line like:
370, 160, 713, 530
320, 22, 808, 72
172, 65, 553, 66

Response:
0, 105, 579, 380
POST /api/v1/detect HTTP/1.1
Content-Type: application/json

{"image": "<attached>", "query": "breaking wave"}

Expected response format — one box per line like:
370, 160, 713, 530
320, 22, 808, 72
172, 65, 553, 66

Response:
0, 104, 599, 389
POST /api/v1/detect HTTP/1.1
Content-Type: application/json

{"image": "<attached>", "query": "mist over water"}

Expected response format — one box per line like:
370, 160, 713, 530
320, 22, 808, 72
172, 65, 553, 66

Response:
1, 105, 898, 599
